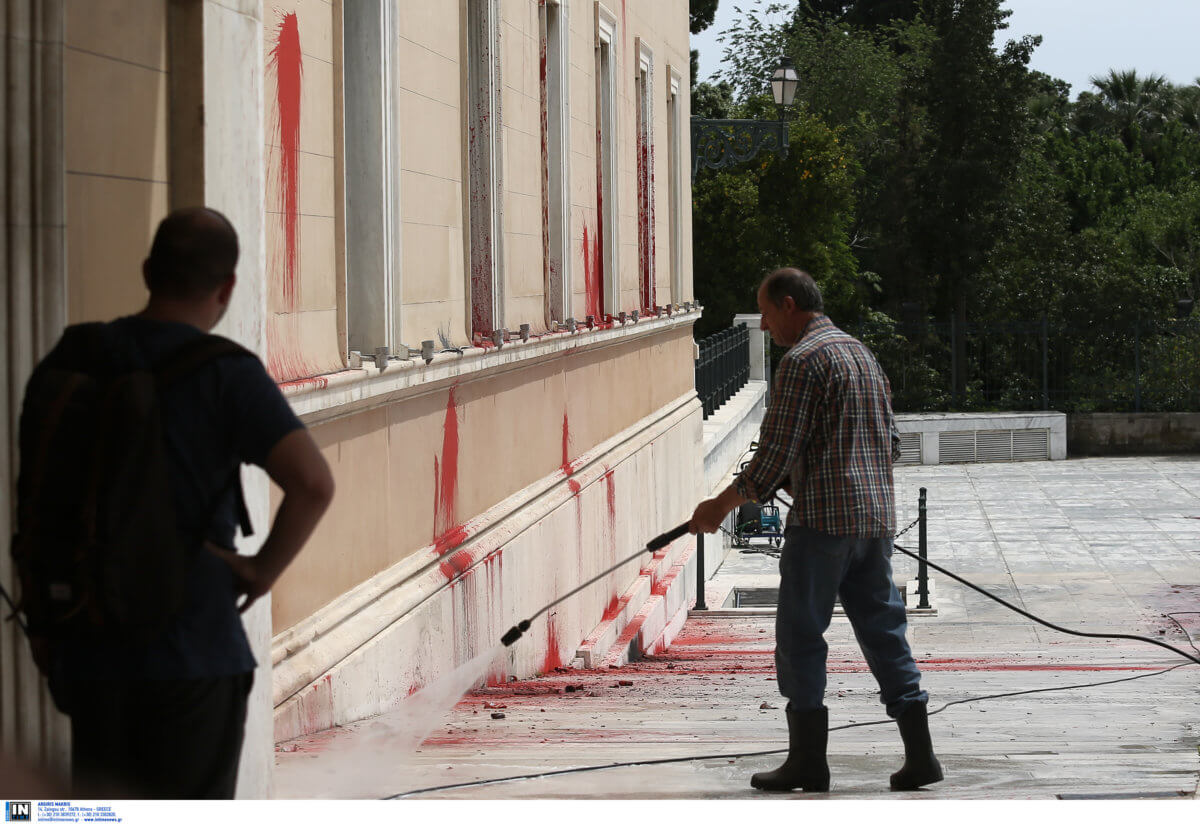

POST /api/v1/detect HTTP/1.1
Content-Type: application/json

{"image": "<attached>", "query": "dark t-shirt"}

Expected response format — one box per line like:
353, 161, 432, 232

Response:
44, 316, 304, 680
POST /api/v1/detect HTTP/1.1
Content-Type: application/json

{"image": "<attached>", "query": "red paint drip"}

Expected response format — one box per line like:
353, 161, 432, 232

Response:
278, 375, 329, 392
540, 20, 551, 302
438, 547, 473, 579
434, 524, 470, 557
561, 411, 572, 473
636, 96, 655, 312
269, 12, 303, 309
434, 388, 468, 579
582, 223, 600, 319
543, 614, 564, 673
603, 468, 616, 530
602, 594, 622, 622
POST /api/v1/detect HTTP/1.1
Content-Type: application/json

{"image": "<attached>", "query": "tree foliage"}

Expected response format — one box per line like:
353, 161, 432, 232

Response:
690, 0, 1200, 411
690, 0, 720, 34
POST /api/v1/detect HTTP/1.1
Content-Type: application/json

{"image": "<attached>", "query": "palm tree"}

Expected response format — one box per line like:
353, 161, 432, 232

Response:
1083, 69, 1175, 149
1176, 80, 1200, 134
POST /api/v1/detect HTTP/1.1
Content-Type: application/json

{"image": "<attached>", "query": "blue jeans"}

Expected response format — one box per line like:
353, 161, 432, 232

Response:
775, 525, 927, 718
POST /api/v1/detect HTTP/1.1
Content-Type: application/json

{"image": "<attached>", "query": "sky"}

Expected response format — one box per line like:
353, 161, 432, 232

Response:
690, 0, 1200, 99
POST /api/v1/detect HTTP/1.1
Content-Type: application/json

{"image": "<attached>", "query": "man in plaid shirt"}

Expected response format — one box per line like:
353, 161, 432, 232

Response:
690, 268, 942, 793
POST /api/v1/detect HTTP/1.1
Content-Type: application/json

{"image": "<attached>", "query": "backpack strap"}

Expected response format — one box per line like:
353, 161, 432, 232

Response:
154, 333, 258, 539
154, 334, 253, 388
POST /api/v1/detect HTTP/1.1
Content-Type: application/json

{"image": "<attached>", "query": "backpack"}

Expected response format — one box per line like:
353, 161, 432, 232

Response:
8, 323, 254, 644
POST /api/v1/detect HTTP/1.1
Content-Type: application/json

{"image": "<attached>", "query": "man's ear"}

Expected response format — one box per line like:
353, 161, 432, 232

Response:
217, 273, 236, 305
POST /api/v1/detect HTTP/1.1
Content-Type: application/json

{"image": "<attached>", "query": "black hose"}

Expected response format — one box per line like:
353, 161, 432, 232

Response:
386, 662, 1195, 798
390, 531, 1200, 798
891, 542, 1200, 666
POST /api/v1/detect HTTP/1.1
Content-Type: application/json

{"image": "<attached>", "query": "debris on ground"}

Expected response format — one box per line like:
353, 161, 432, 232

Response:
490, 712, 506, 720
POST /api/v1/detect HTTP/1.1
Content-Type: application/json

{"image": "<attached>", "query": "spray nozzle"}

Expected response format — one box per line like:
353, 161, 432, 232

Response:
646, 522, 690, 552
500, 618, 532, 647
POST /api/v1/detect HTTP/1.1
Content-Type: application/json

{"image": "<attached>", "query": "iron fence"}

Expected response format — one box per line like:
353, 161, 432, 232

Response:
695, 324, 751, 418
850, 315, 1200, 414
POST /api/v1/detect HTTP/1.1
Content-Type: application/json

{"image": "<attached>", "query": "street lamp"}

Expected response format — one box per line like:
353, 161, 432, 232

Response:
691, 56, 798, 181
770, 56, 799, 114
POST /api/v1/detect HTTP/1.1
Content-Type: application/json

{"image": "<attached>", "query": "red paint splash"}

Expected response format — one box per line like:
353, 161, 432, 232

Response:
439, 548, 473, 580
602, 593, 623, 622
433, 388, 468, 577
637, 88, 656, 312
582, 223, 600, 319
603, 468, 616, 531
543, 614, 564, 672
269, 12, 303, 309
540, 20, 551, 306
278, 375, 329, 392
560, 411, 572, 474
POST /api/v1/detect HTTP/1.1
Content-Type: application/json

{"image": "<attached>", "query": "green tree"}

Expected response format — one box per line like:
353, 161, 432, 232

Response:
692, 105, 864, 336
1076, 69, 1175, 151
908, 0, 1038, 399
690, 0, 720, 33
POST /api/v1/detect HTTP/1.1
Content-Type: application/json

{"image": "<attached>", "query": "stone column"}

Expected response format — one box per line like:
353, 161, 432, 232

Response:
168, 0, 271, 797
733, 314, 767, 381
0, 0, 71, 781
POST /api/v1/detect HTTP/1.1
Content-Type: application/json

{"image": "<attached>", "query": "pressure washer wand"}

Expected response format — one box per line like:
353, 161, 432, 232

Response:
499, 521, 692, 647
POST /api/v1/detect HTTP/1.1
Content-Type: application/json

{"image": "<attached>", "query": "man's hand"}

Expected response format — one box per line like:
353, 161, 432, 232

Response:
207, 542, 272, 613
689, 496, 729, 534
688, 485, 748, 535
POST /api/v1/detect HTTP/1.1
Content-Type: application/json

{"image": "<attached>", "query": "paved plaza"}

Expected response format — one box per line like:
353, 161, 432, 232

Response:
275, 456, 1200, 802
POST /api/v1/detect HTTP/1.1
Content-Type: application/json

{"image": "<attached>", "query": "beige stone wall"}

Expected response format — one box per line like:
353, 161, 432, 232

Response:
64, 0, 169, 323
391, 0, 693, 341
564, 0, 693, 318
271, 323, 695, 631
262, 0, 344, 382
622, 0, 692, 309
498, 0, 543, 328
396, 1, 469, 343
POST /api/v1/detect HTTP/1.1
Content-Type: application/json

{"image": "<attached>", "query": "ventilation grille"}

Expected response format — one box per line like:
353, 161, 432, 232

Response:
1013, 429, 1050, 460
938, 431, 976, 463
937, 428, 1051, 463
898, 432, 922, 465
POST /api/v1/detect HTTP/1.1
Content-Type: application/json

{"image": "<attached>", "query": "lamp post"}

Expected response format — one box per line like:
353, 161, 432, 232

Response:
691, 56, 798, 181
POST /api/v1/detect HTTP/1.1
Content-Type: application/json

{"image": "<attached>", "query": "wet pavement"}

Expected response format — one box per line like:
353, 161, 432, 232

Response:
275, 456, 1200, 803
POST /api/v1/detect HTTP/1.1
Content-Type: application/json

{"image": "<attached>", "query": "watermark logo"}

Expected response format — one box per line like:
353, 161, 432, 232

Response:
4, 802, 31, 822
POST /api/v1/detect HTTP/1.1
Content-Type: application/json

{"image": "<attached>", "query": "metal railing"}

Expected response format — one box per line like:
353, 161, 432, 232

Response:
695, 324, 751, 418
852, 315, 1200, 413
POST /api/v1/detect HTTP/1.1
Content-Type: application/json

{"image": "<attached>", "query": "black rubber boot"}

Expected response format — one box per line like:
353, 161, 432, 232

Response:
889, 702, 944, 790
751, 706, 830, 792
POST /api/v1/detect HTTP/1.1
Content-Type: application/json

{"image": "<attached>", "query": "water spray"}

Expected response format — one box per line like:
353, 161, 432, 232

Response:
499, 522, 691, 648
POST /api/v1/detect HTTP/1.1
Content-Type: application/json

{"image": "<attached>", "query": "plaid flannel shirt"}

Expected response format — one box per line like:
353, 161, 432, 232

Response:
734, 315, 902, 537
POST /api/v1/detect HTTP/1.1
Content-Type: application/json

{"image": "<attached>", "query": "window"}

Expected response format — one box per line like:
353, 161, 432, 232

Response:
667, 66, 683, 305
635, 39, 655, 312
595, 3, 618, 316
541, 0, 570, 325
344, 0, 402, 355
467, 0, 503, 338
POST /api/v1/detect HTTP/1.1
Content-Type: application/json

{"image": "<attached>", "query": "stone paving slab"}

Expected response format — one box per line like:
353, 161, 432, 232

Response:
275, 457, 1200, 803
